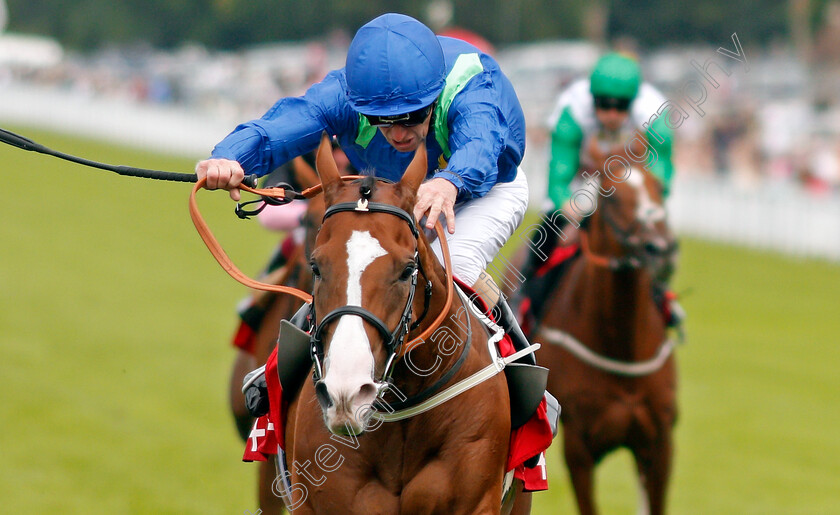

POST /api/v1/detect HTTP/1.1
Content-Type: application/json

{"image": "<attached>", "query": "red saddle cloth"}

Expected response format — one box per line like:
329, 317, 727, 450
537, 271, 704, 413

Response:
243, 280, 553, 492
535, 242, 579, 278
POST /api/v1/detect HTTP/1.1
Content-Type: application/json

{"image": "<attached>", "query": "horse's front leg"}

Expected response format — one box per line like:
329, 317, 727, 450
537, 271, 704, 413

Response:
632, 432, 673, 515
401, 449, 506, 514
563, 426, 598, 515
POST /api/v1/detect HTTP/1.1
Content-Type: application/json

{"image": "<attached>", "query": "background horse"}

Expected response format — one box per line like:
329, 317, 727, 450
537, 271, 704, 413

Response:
227, 155, 323, 514
533, 165, 678, 515
281, 137, 523, 514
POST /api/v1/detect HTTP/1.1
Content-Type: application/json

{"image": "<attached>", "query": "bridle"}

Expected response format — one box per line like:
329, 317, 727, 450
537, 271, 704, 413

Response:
191, 174, 544, 423
308, 184, 434, 384
580, 180, 677, 271
189, 174, 455, 388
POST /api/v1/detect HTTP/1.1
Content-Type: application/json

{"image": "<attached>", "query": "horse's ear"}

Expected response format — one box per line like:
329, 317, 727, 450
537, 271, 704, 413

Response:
399, 141, 428, 194
291, 156, 320, 190
315, 132, 341, 201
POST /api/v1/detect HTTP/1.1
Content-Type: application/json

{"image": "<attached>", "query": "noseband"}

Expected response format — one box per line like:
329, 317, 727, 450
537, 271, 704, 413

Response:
308, 189, 433, 385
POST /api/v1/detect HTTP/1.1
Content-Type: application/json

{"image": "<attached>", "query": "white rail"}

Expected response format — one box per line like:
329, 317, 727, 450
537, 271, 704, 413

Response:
668, 175, 840, 261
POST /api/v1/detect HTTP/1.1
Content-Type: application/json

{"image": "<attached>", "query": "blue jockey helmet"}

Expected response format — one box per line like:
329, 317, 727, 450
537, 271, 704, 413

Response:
345, 13, 446, 116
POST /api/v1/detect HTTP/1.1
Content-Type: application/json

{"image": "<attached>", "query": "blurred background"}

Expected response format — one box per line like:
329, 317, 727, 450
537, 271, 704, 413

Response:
3, 0, 840, 257
1, 1, 838, 514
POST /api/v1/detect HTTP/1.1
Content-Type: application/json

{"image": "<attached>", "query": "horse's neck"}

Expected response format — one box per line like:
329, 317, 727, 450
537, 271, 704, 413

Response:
583, 265, 658, 359
391, 238, 484, 398
581, 217, 660, 357
591, 264, 648, 319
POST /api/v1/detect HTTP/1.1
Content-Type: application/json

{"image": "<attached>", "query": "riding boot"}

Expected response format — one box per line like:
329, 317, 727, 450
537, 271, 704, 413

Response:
242, 303, 312, 418
496, 297, 552, 432
517, 215, 570, 324
288, 302, 312, 331
520, 215, 562, 286
495, 297, 537, 366
652, 285, 684, 328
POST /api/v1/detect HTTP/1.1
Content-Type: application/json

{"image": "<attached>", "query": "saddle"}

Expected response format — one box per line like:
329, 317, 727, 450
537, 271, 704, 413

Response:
518, 243, 581, 336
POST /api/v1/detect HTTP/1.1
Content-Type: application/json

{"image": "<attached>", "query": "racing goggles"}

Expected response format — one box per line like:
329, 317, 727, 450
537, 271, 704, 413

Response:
363, 104, 434, 128
593, 95, 632, 112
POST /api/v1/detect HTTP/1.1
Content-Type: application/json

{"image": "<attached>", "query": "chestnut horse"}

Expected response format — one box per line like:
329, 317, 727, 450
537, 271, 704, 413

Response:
533, 166, 678, 515
277, 136, 528, 514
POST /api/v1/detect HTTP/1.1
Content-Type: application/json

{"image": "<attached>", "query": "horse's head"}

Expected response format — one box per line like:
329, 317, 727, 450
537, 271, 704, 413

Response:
308, 134, 428, 436
587, 165, 676, 279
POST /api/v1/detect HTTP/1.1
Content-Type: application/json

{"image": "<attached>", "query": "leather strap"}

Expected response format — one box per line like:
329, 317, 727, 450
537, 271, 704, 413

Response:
579, 230, 614, 269
188, 176, 454, 352
189, 178, 313, 302
324, 201, 420, 238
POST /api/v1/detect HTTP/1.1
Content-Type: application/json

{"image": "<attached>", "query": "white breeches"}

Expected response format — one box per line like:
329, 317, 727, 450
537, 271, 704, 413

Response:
428, 167, 529, 286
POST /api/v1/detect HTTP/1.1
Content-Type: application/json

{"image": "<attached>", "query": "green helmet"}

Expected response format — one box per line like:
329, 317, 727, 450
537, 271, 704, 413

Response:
589, 53, 641, 100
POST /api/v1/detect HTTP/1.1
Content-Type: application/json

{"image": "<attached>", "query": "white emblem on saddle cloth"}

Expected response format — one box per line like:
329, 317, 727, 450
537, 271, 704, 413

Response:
537, 453, 547, 480
248, 420, 275, 452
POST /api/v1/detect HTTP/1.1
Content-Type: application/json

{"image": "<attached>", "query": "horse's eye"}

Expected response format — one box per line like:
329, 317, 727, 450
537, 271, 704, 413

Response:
399, 264, 416, 282
310, 261, 321, 278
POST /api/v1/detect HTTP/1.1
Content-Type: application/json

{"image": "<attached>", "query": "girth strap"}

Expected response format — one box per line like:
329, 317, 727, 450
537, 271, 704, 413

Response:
541, 327, 677, 376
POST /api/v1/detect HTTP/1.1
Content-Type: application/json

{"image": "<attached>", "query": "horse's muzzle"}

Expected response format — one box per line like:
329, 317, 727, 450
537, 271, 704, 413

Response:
315, 378, 379, 436
314, 380, 334, 410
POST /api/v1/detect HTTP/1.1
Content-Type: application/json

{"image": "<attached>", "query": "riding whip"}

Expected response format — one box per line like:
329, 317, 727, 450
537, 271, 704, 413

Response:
0, 126, 257, 187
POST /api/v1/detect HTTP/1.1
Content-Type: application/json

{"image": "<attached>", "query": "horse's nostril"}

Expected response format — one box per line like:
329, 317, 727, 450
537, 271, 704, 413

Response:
357, 383, 378, 404
315, 381, 333, 410
645, 241, 665, 255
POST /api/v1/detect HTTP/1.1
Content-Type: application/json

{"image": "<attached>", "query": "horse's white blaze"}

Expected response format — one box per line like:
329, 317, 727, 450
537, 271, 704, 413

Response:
628, 168, 665, 225
322, 230, 387, 406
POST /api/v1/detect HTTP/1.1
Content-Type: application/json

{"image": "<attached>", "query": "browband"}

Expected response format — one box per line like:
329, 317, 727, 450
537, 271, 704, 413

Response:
323, 200, 420, 239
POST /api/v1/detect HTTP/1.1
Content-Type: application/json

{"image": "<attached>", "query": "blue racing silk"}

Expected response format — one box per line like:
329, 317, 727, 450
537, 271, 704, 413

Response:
210, 37, 526, 201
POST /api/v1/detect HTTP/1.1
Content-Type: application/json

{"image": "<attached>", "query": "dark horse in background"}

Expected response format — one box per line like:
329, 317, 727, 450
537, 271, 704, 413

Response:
521, 164, 678, 514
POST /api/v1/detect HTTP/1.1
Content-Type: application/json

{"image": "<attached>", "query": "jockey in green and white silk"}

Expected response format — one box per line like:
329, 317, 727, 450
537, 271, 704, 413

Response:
516, 52, 684, 332
546, 52, 675, 212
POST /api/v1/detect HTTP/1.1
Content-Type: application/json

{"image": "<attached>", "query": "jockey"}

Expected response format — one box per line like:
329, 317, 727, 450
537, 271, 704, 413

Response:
518, 52, 684, 329
196, 13, 536, 365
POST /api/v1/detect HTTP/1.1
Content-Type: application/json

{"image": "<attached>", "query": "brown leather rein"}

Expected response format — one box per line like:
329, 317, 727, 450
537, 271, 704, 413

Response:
579, 230, 614, 269
188, 176, 454, 354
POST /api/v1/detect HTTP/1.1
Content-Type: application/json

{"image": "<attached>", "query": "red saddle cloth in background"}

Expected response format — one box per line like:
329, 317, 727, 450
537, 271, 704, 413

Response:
243, 280, 554, 492
535, 243, 579, 278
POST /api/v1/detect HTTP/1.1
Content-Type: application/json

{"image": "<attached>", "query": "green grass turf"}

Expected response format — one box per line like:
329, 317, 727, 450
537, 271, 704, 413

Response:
1, 127, 839, 513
